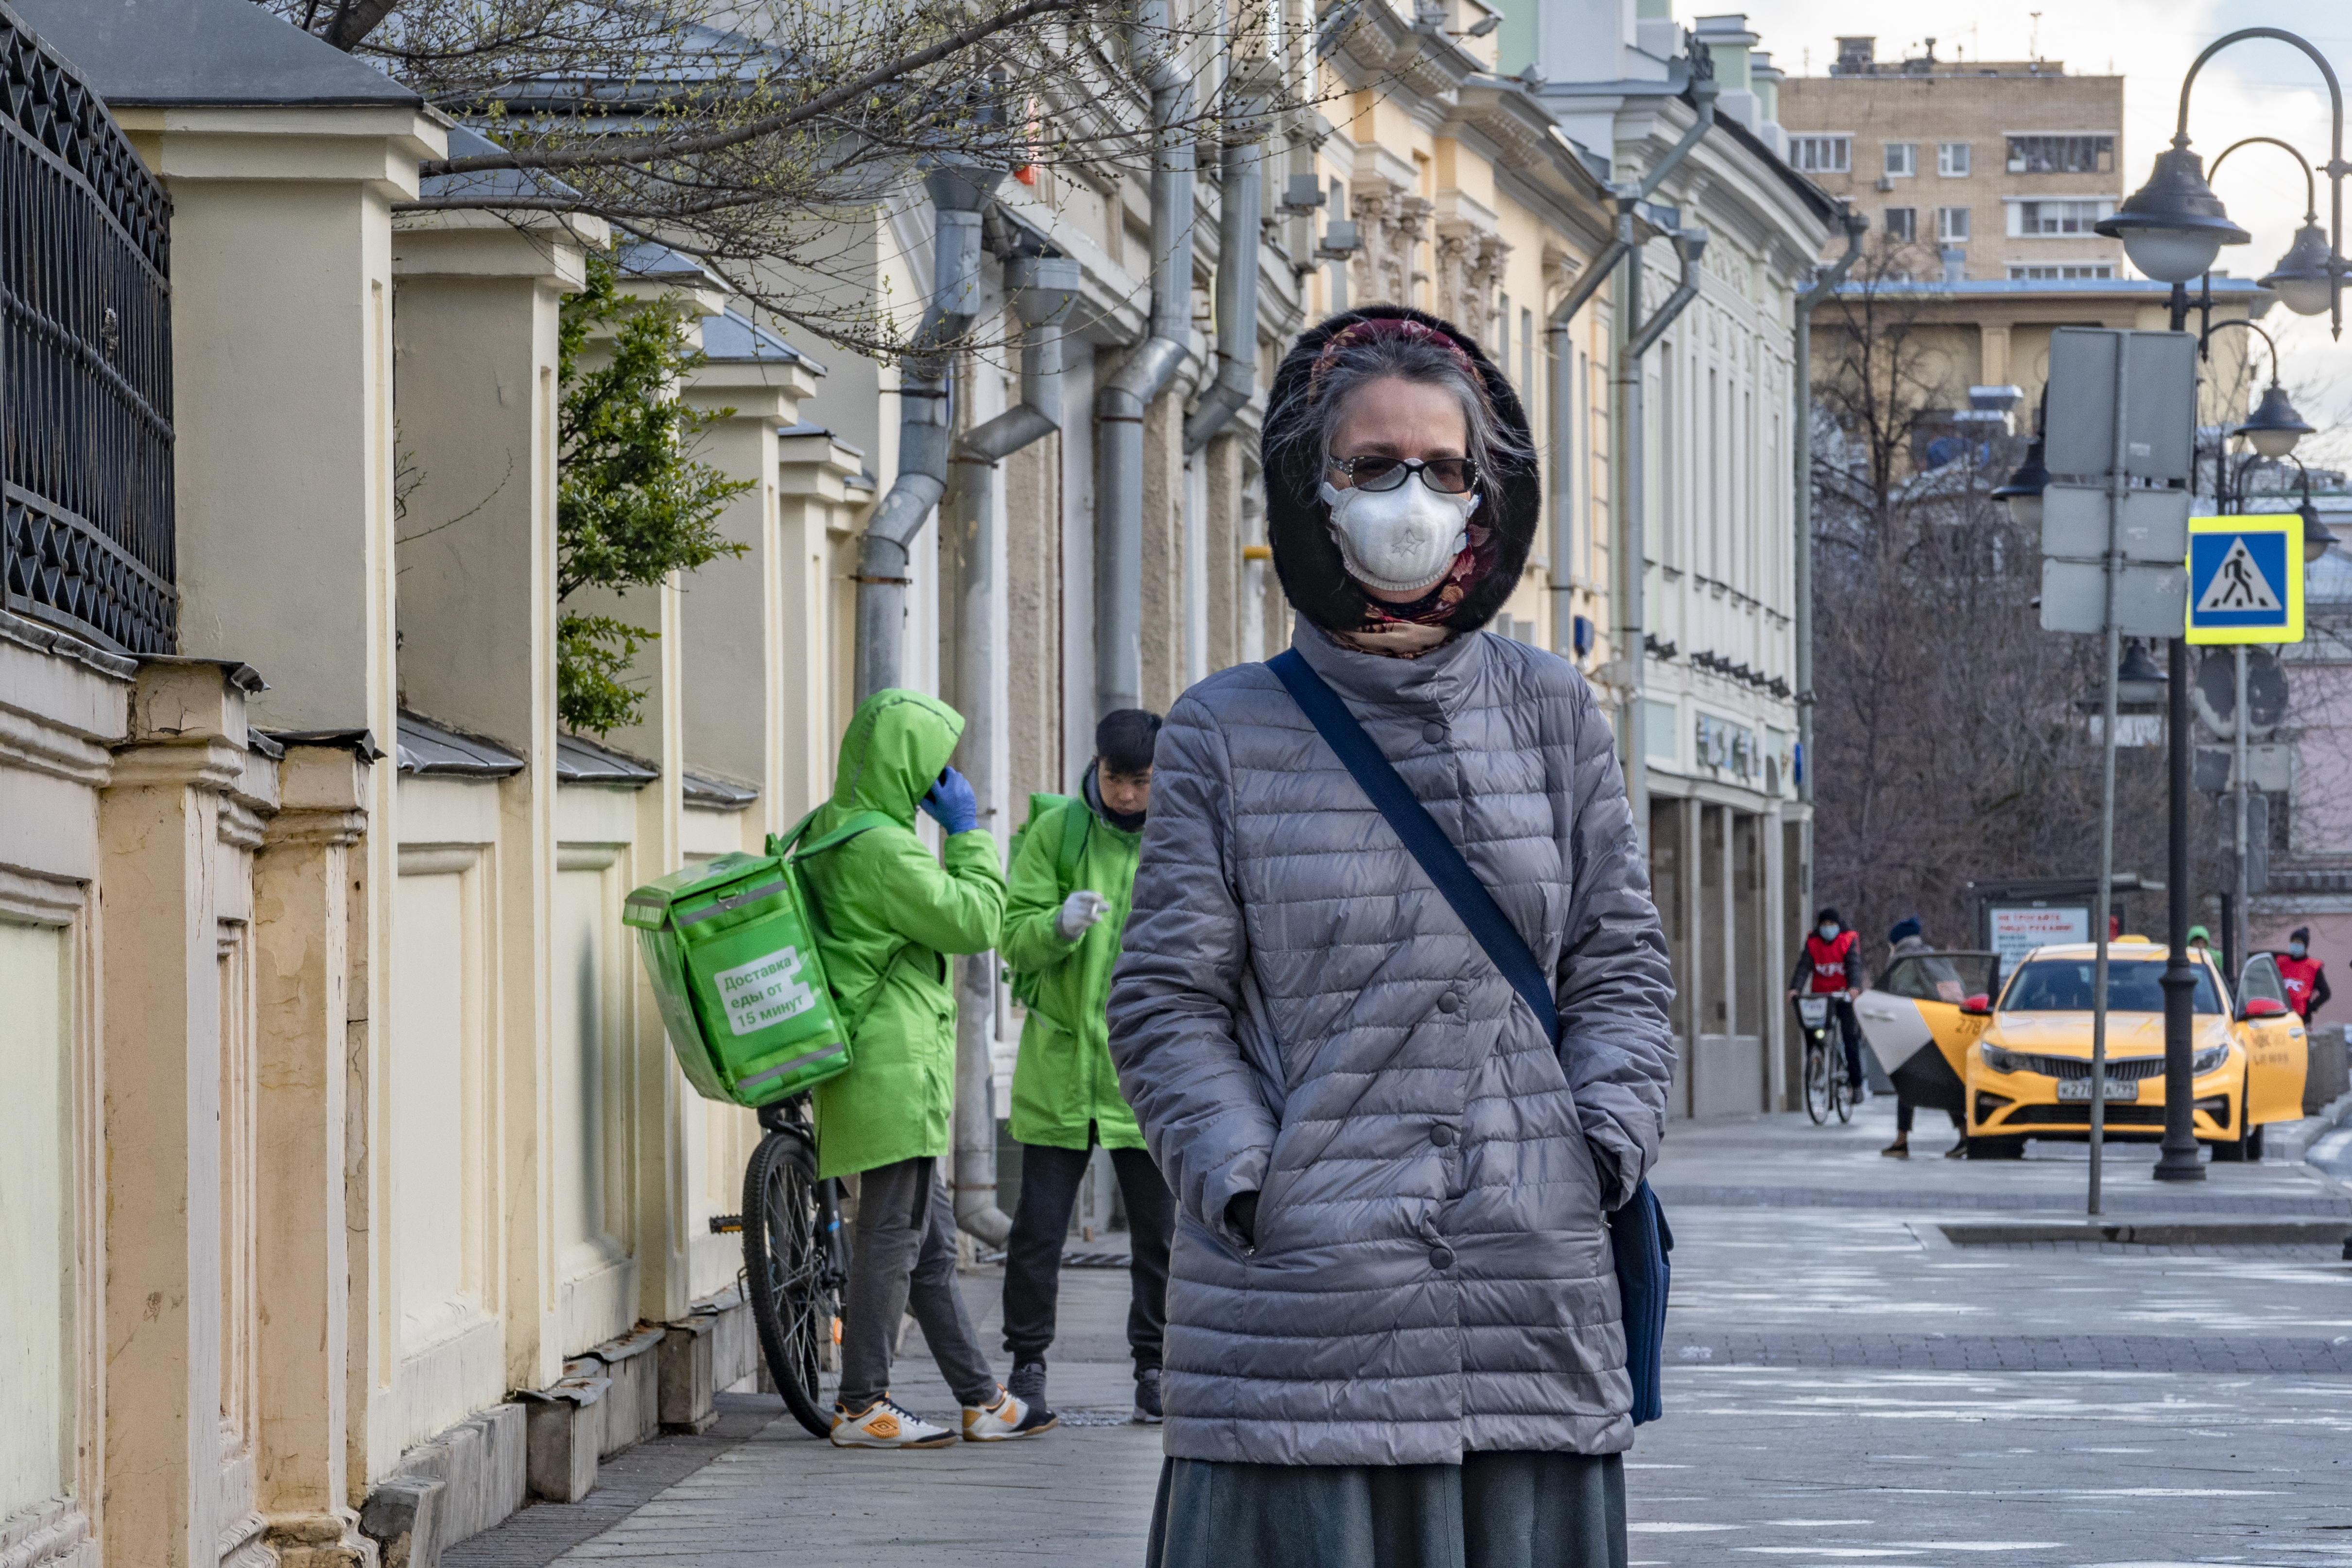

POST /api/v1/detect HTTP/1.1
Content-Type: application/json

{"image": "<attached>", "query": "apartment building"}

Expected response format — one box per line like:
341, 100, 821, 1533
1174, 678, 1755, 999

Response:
1778, 36, 2125, 282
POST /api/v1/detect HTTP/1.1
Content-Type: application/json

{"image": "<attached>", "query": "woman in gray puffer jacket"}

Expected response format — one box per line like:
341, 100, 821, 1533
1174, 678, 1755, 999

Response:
1108, 307, 1675, 1568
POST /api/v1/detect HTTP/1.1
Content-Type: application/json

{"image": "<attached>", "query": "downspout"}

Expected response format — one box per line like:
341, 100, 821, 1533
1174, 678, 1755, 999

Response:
854, 163, 1002, 703
1604, 67, 1717, 847
1791, 207, 1867, 927
1182, 96, 1268, 454
1615, 224, 1710, 846
1095, 0, 1196, 717
949, 255, 1080, 1246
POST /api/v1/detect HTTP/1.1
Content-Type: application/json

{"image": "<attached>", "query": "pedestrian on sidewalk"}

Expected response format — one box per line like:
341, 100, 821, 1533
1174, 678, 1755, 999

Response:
1110, 306, 1674, 1568
997, 708, 1178, 1429
802, 688, 1053, 1449
1879, 917, 1967, 1160
1790, 908, 1868, 1106
2277, 927, 2331, 1022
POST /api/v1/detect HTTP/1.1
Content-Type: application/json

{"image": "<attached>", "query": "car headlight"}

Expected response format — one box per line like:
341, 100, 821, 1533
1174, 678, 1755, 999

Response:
1980, 1042, 2032, 1075
2191, 1043, 2230, 1076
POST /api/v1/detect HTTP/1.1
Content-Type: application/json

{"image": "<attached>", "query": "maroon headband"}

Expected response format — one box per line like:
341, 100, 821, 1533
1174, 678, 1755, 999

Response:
1307, 316, 1480, 394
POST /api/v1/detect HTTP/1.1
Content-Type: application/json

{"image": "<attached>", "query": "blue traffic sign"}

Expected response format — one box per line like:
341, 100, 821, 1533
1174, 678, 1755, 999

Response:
2186, 517, 2303, 644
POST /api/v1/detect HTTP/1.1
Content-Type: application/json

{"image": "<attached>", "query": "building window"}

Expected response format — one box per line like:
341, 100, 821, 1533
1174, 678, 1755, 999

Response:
1520, 306, 1534, 393
1937, 207, 1971, 242
1498, 291, 1510, 380
2007, 263, 2116, 280
1938, 141, 1971, 176
1884, 142, 1916, 177
2006, 134, 2115, 174
1791, 135, 1850, 174
2013, 199, 2110, 235
1883, 207, 1917, 241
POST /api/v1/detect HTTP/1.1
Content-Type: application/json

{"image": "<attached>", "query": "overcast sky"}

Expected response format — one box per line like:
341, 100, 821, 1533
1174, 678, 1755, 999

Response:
1732, 0, 2352, 468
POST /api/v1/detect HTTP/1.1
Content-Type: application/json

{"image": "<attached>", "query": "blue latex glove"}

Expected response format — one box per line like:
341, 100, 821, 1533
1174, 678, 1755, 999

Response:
920, 765, 979, 835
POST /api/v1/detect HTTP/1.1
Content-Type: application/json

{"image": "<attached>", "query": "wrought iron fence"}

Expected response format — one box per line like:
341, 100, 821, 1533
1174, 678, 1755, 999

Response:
1, 9, 174, 655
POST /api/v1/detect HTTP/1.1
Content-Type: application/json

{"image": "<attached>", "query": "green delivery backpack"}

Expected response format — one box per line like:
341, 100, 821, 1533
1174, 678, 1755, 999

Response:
623, 809, 891, 1109
1001, 793, 1090, 1016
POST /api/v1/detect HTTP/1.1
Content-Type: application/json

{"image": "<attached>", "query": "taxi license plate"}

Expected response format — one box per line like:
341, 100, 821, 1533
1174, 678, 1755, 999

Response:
2056, 1078, 2139, 1103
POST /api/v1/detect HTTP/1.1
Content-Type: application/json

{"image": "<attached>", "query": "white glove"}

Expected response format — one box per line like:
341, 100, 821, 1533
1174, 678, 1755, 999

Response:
1055, 890, 1110, 942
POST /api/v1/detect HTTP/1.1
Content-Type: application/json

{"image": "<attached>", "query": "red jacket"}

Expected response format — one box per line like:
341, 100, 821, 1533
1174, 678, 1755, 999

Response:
1798, 930, 1861, 995
2276, 953, 2328, 1019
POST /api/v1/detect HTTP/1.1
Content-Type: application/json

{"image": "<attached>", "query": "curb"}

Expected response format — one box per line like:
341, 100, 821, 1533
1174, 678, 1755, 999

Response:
2275, 1087, 2352, 1167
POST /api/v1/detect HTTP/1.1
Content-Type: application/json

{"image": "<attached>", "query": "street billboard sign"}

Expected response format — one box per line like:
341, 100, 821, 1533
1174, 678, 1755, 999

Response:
2185, 515, 2303, 644
1987, 904, 2092, 971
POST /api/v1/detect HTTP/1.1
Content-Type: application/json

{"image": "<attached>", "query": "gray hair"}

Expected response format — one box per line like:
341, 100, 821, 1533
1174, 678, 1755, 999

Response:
1264, 327, 1533, 490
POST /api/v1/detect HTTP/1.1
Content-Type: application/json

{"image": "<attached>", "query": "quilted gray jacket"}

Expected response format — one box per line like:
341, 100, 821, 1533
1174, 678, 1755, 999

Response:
1107, 624, 1675, 1466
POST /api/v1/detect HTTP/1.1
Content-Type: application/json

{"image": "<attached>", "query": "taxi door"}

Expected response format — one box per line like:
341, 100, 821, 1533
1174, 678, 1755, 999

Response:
2238, 953, 2309, 1126
1857, 952, 1998, 1116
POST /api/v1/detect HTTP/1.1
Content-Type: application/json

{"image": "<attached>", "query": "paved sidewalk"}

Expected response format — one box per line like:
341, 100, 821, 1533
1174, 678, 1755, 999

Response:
446, 1103, 2352, 1568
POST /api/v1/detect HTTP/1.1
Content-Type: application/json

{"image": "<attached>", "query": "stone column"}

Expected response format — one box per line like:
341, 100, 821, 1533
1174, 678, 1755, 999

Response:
98, 660, 256, 1568
1139, 392, 1188, 712
680, 353, 813, 851
1203, 433, 1245, 675
392, 213, 594, 1399
251, 745, 373, 1568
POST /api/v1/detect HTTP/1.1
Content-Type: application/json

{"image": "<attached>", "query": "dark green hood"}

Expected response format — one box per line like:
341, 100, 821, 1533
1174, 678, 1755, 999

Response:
830, 688, 965, 825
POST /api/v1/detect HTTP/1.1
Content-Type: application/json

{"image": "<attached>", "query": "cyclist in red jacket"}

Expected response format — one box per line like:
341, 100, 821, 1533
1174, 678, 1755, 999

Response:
2277, 927, 2331, 1023
1787, 907, 1868, 1105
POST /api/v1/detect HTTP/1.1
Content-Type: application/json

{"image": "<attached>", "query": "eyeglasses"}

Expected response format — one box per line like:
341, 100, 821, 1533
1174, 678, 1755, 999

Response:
1330, 455, 1477, 495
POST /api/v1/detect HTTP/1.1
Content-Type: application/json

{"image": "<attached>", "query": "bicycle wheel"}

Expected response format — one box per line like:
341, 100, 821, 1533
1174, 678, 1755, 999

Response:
1803, 1043, 1829, 1124
1833, 1051, 1853, 1124
743, 1128, 836, 1439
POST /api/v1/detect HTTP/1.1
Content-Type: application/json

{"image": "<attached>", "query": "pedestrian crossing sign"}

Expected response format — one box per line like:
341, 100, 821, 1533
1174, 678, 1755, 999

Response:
2186, 516, 2303, 644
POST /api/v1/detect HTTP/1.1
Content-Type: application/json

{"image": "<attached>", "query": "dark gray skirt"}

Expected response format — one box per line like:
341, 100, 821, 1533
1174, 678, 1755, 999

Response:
1145, 1451, 1627, 1568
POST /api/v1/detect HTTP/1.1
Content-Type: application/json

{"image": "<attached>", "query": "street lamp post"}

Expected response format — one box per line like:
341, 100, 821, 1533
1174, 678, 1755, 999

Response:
2087, 25, 2350, 1183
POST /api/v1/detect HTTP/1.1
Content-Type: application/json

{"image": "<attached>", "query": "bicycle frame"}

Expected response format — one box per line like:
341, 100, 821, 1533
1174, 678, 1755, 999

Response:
759, 1100, 849, 1293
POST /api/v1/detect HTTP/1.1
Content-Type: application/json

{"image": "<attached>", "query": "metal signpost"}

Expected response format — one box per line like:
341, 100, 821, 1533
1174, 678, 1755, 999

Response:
2039, 327, 2196, 1215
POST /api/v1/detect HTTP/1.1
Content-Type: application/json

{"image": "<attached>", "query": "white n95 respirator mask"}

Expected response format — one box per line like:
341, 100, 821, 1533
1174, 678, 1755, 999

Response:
1317, 477, 1480, 596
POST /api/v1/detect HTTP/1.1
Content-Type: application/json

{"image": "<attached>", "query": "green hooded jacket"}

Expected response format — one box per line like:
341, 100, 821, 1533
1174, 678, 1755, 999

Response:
999, 786, 1145, 1151
803, 689, 1005, 1180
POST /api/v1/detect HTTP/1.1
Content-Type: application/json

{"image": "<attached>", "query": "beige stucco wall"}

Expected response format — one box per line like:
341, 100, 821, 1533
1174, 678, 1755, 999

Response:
0, 920, 72, 1516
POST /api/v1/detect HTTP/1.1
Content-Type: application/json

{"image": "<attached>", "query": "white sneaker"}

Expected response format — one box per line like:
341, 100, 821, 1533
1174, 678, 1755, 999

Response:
830, 1396, 956, 1449
962, 1384, 1058, 1441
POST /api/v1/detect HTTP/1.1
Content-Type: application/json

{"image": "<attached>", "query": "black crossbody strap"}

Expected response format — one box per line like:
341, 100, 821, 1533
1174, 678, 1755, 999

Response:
1267, 648, 1557, 1044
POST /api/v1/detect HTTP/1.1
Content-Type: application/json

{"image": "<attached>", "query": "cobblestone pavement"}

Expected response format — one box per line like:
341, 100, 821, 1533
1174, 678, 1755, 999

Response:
445, 1100, 2352, 1568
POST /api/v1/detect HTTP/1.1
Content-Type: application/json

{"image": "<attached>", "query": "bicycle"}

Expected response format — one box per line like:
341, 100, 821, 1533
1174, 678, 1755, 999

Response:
1795, 994, 1852, 1126
739, 1094, 849, 1438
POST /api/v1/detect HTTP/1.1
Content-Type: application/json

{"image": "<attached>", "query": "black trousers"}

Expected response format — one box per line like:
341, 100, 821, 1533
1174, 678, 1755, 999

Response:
1896, 1099, 1966, 1136
1002, 1140, 1174, 1373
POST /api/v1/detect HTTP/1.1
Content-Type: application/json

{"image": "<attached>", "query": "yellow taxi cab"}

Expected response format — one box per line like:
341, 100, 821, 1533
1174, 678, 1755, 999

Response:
1941, 941, 2306, 1159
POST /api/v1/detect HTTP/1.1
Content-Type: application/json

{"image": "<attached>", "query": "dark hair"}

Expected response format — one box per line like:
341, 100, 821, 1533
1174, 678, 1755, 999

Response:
1261, 307, 1541, 636
1096, 709, 1162, 776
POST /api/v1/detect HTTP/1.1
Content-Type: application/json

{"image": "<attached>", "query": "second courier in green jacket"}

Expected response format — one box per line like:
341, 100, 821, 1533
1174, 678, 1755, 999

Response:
998, 791, 1146, 1152
803, 689, 1006, 1180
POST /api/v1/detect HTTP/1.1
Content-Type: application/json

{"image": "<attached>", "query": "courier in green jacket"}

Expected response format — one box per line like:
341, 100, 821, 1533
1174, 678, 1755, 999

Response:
800, 689, 1049, 1449
996, 709, 1177, 1428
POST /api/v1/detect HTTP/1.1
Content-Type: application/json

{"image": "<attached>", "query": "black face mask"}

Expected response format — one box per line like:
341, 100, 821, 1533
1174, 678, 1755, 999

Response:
1085, 761, 1147, 833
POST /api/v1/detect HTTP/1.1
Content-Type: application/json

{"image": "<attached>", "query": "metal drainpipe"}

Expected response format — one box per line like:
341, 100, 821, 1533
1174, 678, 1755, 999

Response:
948, 254, 1080, 1246
1545, 232, 1629, 655
1604, 70, 1717, 846
1095, 0, 1195, 718
853, 164, 1002, 704
1791, 207, 1867, 926
1615, 225, 1710, 846
1183, 99, 1266, 454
